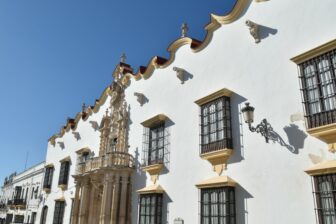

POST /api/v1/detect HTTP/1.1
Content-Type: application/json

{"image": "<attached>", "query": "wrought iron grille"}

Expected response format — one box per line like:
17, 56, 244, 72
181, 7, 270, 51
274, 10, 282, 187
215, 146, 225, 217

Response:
142, 123, 170, 167
139, 194, 163, 224
200, 96, 232, 154
200, 187, 236, 224
52, 201, 65, 224
312, 174, 336, 224
58, 161, 70, 186
43, 167, 54, 189
299, 49, 336, 129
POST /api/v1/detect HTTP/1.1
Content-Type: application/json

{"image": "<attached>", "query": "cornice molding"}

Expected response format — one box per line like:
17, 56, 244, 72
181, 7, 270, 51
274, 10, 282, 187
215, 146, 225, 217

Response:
291, 39, 336, 64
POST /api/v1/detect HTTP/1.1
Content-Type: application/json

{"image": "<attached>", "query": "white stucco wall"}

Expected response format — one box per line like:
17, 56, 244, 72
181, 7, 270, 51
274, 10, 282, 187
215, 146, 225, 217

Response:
39, 102, 111, 224
5, 162, 45, 223
41, 0, 336, 224
123, 1, 336, 223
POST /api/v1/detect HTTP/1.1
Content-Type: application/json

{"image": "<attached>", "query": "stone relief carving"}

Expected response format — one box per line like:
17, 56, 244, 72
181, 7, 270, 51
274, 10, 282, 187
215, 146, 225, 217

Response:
99, 79, 130, 155
246, 20, 260, 43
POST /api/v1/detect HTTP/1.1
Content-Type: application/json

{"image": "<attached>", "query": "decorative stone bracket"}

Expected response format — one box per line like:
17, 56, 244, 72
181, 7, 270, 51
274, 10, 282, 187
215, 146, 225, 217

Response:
173, 67, 186, 84
200, 149, 233, 175
142, 163, 164, 184
307, 123, 336, 153
134, 92, 146, 106
246, 20, 260, 43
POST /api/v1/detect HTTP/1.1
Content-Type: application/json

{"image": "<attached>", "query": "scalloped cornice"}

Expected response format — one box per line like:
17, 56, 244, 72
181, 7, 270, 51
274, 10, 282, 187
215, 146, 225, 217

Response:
48, 0, 250, 144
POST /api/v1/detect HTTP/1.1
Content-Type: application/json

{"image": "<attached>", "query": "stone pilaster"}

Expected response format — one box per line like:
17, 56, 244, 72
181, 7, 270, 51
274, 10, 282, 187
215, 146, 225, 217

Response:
110, 174, 120, 224
118, 173, 129, 224
100, 174, 114, 224
71, 181, 81, 224
78, 179, 90, 224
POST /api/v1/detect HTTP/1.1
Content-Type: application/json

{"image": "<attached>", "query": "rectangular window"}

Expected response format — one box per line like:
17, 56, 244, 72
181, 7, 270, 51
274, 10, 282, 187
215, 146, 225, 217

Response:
13, 215, 24, 223
43, 167, 54, 189
200, 96, 232, 154
313, 174, 336, 224
142, 123, 165, 166
52, 201, 65, 224
299, 49, 336, 128
58, 161, 70, 186
200, 187, 236, 224
139, 194, 163, 224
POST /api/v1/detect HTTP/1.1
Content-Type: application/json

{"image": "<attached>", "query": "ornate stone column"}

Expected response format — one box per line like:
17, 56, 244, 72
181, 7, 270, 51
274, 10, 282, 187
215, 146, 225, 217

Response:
110, 174, 120, 224
100, 174, 114, 224
78, 179, 90, 224
71, 181, 81, 224
118, 173, 129, 224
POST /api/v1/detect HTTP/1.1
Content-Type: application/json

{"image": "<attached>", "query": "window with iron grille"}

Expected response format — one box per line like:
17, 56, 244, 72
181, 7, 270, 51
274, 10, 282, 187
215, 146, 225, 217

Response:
43, 167, 54, 189
13, 215, 24, 223
200, 96, 232, 154
139, 194, 163, 224
143, 124, 165, 166
40, 206, 48, 224
299, 49, 336, 129
58, 161, 70, 186
313, 174, 336, 224
200, 187, 236, 224
52, 201, 65, 224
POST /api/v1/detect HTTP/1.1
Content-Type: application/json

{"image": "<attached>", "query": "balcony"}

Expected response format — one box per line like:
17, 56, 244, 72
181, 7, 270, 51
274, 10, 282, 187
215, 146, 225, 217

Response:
7, 199, 26, 208
0, 203, 7, 211
76, 151, 135, 174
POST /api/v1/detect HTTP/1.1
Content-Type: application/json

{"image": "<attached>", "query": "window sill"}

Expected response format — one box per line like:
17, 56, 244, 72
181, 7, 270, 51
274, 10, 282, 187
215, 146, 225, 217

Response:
200, 148, 233, 175
142, 163, 164, 184
58, 184, 68, 191
307, 123, 336, 152
305, 160, 336, 176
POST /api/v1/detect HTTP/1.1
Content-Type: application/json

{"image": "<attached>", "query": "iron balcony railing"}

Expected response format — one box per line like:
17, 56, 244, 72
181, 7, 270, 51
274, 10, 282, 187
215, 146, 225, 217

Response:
7, 199, 26, 207
76, 151, 135, 174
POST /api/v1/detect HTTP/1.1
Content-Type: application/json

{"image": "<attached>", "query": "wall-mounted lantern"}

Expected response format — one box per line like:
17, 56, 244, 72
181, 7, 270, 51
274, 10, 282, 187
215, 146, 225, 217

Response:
241, 102, 273, 143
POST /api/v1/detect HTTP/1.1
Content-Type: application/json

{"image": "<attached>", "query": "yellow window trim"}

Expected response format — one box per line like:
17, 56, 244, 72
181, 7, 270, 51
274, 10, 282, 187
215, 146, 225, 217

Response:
194, 88, 233, 106
305, 160, 336, 176
195, 175, 237, 189
137, 184, 165, 194
76, 147, 91, 154
59, 156, 71, 163
291, 38, 336, 64
141, 114, 168, 128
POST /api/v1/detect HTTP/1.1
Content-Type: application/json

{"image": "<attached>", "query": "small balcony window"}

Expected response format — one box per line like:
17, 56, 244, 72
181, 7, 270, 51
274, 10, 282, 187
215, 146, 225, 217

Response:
298, 49, 336, 129
313, 174, 336, 223
58, 161, 70, 186
199, 96, 232, 154
43, 166, 54, 190
139, 193, 163, 224
141, 114, 169, 167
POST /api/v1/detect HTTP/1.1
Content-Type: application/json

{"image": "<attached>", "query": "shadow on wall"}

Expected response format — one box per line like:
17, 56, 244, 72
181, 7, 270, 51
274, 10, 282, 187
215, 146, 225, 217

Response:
131, 147, 147, 223
229, 93, 247, 164
259, 25, 277, 41
162, 192, 173, 224
283, 124, 307, 154
235, 184, 253, 224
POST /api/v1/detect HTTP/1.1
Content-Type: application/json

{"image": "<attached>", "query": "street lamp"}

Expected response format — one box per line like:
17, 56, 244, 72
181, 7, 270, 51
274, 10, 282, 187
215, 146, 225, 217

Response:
241, 102, 272, 143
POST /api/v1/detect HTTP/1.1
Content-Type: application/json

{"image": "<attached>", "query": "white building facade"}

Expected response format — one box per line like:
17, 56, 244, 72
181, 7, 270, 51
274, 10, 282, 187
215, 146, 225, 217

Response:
0, 162, 44, 224
4, 0, 336, 224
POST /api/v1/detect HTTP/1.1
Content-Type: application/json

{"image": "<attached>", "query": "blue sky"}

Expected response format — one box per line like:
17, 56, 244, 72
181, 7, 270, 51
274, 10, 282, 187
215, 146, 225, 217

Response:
0, 0, 236, 182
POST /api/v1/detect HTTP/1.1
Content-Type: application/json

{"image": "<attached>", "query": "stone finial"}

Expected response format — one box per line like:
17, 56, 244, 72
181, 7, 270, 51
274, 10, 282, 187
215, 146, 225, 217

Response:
246, 20, 260, 43
181, 23, 188, 38
82, 103, 86, 112
120, 53, 126, 63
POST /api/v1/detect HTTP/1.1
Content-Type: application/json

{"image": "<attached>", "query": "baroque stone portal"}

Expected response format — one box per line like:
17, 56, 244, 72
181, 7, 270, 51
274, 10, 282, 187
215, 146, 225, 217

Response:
71, 79, 135, 224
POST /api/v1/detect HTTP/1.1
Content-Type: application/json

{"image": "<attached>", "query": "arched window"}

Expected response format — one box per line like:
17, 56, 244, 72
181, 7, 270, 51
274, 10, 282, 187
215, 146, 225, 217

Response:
40, 206, 48, 224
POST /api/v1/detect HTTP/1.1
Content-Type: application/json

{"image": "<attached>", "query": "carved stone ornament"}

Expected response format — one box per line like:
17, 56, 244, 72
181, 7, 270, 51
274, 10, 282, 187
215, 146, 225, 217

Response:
173, 67, 186, 84
246, 20, 260, 43
134, 92, 146, 106
72, 131, 81, 140
57, 141, 65, 149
